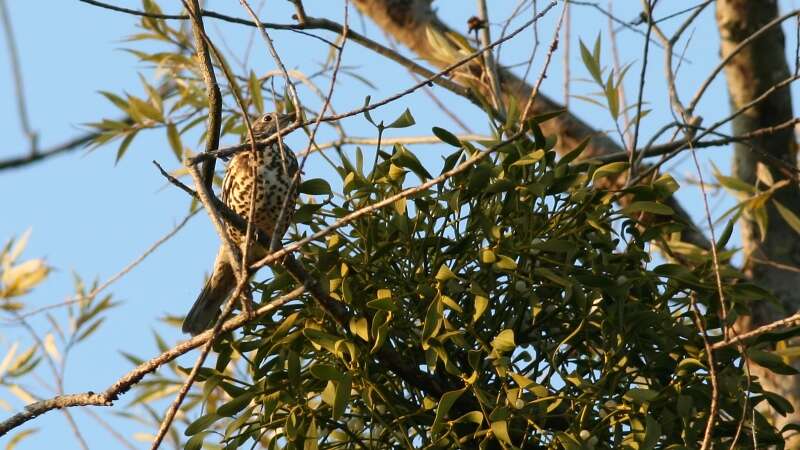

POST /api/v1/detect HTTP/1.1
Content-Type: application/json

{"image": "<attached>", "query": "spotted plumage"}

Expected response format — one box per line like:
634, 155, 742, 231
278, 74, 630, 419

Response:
182, 112, 299, 335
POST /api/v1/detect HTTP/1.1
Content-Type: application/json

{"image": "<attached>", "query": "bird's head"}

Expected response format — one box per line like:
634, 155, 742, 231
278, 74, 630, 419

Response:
250, 111, 297, 141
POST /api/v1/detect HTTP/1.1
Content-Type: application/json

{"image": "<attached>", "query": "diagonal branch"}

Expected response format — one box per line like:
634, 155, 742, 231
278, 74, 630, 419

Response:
185, 0, 222, 190
0, 287, 305, 437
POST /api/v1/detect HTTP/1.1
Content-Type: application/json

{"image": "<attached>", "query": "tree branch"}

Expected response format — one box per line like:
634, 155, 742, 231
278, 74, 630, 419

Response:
0, 287, 305, 437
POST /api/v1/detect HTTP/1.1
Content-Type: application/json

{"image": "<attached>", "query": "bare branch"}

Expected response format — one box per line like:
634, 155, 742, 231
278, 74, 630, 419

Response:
0, 287, 305, 437
184, 0, 223, 190
0, 0, 36, 154
712, 311, 800, 350
8, 211, 197, 322
0, 132, 95, 171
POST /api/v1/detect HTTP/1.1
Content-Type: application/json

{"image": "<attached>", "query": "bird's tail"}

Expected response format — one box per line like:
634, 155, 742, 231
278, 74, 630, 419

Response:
182, 252, 236, 335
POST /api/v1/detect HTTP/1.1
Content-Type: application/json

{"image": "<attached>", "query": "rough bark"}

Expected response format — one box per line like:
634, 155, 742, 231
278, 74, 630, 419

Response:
352, 0, 710, 250
716, 0, 800, 443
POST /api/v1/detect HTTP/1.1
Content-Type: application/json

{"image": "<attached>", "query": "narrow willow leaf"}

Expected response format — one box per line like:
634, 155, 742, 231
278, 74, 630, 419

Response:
774, 200, 800, 235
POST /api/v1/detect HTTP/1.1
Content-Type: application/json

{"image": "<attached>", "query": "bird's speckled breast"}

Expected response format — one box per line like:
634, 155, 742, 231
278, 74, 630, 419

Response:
221, 143, 299, 250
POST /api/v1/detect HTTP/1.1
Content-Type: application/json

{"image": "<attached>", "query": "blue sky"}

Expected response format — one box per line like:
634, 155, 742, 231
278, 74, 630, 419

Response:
1, 1, 797, 448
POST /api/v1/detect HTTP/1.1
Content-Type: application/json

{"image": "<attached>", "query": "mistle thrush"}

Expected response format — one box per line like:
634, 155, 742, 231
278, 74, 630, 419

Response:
182, 112, 299, 335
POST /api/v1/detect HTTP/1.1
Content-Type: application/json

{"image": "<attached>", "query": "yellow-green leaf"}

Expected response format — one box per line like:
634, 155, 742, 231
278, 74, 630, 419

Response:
492, 329, 515, 353
774, 200, 800, 235
591, 162, 628, 183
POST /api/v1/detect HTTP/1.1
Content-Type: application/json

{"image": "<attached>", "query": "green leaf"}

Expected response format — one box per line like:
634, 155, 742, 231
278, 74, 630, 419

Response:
605, 71, 619, 119
422, 298, 443, 345
5, 428, 37, 450
579, 38, 602, 85
510, 372, 549, 397
492, 329, 515, 353
217, 392, 255, 417
527, 109, 566, 125
386, 108, 415, 129
431, 387, 466, 433
716, 219, 735, 248
310, 364, 343, 381
558, 137, 590, 165
748, 348, 800, 375
333, 374, 352, 420
299, 178, 332, 196
115, 131, 137, 164
362, 96, 377, 126
653, 264, 702, 286
642, 415, 661, 450
620, 201, 674, 216
166, 122, 182, 161
435, 264, 457, 282
366, 297, 397, 311
393, 144, 433, 180
184, 432, 208, 450
511, 149, 545, 166
128, 95, 163, 122
624, 388, 659, 404
452, 411, 483, 425
472, 295, 488, 324
493, 255, 517, 271
763, 391, 795, 415
557, 432, 583, 450
491, 420, 513, 445
99, 90, 130, 111
715, 171, 755, 194
432, 127, 461, 147
592, 161, 628, 183
249, 70, 264, 114
653, 173, 680, 196
349, 317, 369, 342
184, 413, 220, 436
774, 200, 800, 235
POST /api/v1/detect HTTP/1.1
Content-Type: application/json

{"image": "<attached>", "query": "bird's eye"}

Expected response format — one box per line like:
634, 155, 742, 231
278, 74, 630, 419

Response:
264, 116, 273, 122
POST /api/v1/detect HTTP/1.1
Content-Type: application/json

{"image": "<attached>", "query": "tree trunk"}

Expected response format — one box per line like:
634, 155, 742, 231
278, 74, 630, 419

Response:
717, 0, 800, 444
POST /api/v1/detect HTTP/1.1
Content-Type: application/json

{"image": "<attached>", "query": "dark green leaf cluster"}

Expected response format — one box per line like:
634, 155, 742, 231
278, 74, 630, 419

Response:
166, 114, 788, 449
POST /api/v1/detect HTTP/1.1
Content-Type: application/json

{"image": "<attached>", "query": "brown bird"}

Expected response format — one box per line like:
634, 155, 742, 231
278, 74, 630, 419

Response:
182, 112, 299, 335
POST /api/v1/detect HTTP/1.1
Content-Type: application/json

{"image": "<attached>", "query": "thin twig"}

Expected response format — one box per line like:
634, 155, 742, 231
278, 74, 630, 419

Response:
82, 408, 137, 450
712, 311, 800, 350
562, 0, 571, 108
0, 0, 36, 154
688, 8, 800, 115
184, 0, 223, 192
0, 132, 95, 171
239, 0, 301, 116
595, 117, 800, 164
0, 287, 304, 437
627, 74, 800, 186
628, 0, 656, 175
11, 314, 90, 449
290, 0, 307, 24
190, 1, 558, 165
9, 211, 197, 322
272, 0, 349, 254
689, 292, 719, 450
149, 167, 257, 448
299, 134, 492, 156
476, 0, 506, 117
521, 2, 566, 122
